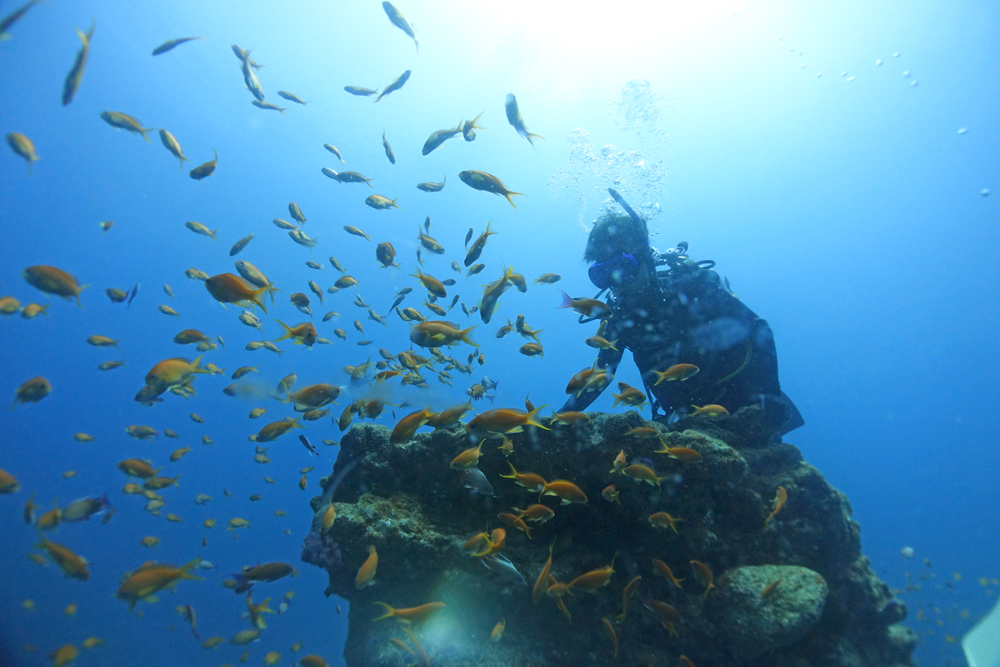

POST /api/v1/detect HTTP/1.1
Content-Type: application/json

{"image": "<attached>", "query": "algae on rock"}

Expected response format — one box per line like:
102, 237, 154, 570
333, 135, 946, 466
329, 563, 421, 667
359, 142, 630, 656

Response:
303, 408, 916, 667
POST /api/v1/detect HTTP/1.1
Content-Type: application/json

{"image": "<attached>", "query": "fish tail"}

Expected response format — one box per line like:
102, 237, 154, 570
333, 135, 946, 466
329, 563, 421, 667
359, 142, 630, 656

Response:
458, 326, 479, 347
499, 461, 517, 479
528, 132, 545, 145
612, 394, 623, 408
273, 320, 294, 342
179, 557, 205, 580
557, 290, 574, 309
609, 339, 619, 352
140, 128, 155, 143
524, 406, 550, 431
190, 354, 206, 372
208, 230, 219, 240
75, 284, 89, 308
251, 285, 273, 314
371, 601, 397, 621
504, 192, 520, 209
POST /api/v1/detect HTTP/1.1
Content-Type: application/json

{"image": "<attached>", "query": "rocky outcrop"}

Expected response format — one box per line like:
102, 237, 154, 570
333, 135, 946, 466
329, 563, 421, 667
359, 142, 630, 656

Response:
303, 407, 917, 666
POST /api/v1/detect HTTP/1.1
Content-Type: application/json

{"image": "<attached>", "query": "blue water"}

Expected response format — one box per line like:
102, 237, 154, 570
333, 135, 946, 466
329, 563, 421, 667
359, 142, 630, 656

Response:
1, 0, 997, 665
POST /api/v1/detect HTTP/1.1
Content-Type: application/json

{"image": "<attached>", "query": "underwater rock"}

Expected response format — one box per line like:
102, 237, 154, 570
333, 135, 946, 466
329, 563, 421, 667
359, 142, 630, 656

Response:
706, 564, 827, 658
304, 409, 916, 667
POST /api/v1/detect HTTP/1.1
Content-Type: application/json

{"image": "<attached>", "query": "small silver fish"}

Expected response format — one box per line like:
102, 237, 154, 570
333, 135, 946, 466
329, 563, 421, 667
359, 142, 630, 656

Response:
382, 131, 395, 165
382, 2, 420, 53
324, 144, 345, 164
481, 553, 526, 585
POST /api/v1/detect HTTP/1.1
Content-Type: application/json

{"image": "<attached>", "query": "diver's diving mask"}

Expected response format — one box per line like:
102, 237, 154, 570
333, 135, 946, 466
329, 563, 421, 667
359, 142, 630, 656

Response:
588, 253, 638, 289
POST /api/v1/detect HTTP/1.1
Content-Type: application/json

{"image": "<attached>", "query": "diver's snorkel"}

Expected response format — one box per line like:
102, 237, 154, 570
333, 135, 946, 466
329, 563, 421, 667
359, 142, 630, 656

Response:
575, 188, 645, 325
608, 187, 646, 232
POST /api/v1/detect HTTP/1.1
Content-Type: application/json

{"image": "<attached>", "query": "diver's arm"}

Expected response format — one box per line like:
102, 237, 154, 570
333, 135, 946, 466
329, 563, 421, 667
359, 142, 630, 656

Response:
558, 345, 623, 413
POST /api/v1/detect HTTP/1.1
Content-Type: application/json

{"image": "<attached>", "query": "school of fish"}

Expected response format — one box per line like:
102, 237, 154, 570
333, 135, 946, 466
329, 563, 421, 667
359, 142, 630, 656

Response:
0, 1, 785, 664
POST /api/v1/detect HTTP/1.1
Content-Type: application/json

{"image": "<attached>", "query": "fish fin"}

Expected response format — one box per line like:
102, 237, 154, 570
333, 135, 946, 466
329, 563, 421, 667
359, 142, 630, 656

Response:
371, 601, 396, 621
251, 285, 275, 314
179, 557, 205, 580
458, 326, 479, 347
524, 406, 550, 431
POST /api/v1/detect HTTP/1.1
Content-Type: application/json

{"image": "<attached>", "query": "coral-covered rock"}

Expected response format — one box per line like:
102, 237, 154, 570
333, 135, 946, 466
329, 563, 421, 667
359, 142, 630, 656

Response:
303, 408, 916, 667
706, 564, 828, 658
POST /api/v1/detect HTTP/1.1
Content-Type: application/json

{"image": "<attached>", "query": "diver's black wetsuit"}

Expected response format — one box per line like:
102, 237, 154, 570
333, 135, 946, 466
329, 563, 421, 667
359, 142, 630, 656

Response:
561, 262, 803, 436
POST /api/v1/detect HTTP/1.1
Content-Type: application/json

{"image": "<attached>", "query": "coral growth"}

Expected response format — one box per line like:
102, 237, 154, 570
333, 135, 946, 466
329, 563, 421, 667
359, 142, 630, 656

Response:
303, 409, 917, 666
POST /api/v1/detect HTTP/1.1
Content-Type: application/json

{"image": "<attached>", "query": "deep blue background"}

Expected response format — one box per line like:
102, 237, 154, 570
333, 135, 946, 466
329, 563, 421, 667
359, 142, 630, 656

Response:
0, 0, 997, 665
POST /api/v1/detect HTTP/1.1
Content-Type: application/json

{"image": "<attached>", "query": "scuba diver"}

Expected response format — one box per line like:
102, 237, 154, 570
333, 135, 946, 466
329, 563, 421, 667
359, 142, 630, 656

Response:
559, 188, 803, 438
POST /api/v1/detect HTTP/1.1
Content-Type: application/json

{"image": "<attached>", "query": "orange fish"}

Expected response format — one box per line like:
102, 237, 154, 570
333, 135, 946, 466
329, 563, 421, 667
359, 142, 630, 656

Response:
649, 363, 699, 385
390, 407, 435, 444
601, 485, 621, 504
473, 528, 506, 557
549, 410, 589, 425
622, 426, 658, 439
466, 407, 549, 437
568, 553, 617, 593
761, 580, 781, 598
389, 638, 415, 656
564, 363, 597, 395
602, 617, 618, 658
117, 558, 203, 609
49, 644, 80, 667
652, 559, 686, 588
372, 601, 445, 625
498, 462, 546, 492
612, 382, 647, 409
497, 512, 532, 539
539, 479, 588, 505
513, 504, 554, 523
649, 511, 683, 534
764, 485, 787, 529
274, 321, 318, 347
425, 402, 471, 428
532, 541, 555, 604
615, 575, 642, 623
623, 463, 667, 489
450, 440, 484, 470
322, 505, 336, 533
403, 625, 431, 667
462, 527, 491, 554
680, 657, 697, 667
37, 536, 89, 580
23, 265, 87, 306
355, 546, 378, 589
557, 291, 611, 319
255, 417, 304, 443
690, 560, 715, 597
644, 599, 680, 636
10, 376, 51, 409
609, 449, 627, 475
205, 273, 274, 312
690, 404, 729, 420
654, 441, 703, 463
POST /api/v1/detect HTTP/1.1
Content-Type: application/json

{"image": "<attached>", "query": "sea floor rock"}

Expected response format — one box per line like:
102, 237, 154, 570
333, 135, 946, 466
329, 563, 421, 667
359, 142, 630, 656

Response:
303, 407, 916, 667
